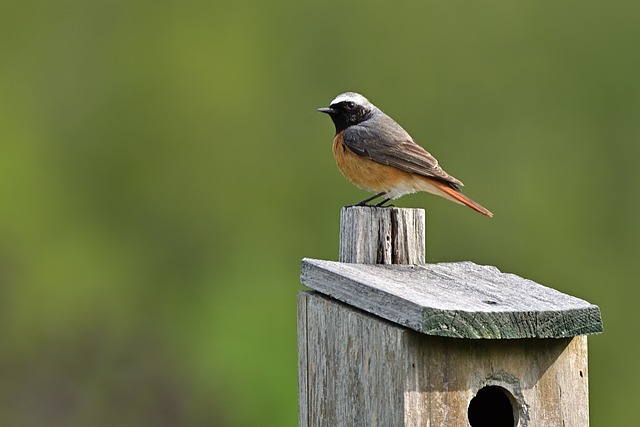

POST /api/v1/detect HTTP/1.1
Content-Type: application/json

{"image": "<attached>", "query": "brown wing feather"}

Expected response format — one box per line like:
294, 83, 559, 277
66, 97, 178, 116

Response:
341, 114, 464, 189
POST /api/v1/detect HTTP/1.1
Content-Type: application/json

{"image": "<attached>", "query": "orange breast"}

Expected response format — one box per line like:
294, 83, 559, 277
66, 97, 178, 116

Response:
332, 133, 415, 193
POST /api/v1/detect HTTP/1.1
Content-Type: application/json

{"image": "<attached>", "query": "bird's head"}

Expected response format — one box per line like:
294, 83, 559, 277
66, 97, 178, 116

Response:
318, 92, 376, 133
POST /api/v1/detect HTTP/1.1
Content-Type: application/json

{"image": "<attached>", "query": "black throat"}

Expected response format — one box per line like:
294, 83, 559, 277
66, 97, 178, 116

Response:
327, 104, 372, 135
329, 114, 351, 135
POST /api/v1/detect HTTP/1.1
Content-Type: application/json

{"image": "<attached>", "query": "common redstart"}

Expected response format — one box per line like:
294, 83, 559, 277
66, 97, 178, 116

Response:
318, 92, 493, 217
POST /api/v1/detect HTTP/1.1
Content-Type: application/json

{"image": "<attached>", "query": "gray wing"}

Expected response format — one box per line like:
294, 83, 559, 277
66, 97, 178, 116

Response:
341, 114, 464, 188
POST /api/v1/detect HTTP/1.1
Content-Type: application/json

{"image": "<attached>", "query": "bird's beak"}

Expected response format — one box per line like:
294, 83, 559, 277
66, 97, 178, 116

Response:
317, 107, 336, 114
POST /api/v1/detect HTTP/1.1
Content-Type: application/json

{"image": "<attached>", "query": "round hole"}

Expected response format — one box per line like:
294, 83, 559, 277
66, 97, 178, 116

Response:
468, 386, 516, 427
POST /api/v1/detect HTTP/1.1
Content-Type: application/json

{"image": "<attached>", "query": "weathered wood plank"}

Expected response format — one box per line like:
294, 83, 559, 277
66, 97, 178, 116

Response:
300, 258, 603, 339
297, 292, 310, 427
299, 291, 407, 426
339, 206, 425, 264
298, 291, 590, 427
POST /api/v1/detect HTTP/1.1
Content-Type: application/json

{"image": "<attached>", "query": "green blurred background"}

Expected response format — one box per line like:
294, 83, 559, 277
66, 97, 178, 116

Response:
1, 0, 638, 425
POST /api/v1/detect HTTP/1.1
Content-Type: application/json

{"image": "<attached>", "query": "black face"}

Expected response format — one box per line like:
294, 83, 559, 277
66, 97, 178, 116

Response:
319, 100, 372, 134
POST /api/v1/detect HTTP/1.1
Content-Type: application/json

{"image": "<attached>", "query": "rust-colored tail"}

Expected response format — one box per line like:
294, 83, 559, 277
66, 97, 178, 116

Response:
428, 179, 494, 217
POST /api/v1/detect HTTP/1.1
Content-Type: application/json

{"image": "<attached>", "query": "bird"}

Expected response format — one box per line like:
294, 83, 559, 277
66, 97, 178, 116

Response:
318, 92, 493, 217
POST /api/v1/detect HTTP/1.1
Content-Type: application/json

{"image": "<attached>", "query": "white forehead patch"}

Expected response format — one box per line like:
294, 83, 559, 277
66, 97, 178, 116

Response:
330, 92, 371, 107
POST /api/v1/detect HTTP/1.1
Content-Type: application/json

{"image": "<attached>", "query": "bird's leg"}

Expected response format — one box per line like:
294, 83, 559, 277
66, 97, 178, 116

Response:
352, 192, 387, 207
375, 198, 392, 207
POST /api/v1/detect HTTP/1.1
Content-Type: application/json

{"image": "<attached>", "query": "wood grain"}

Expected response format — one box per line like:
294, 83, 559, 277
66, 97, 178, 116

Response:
298, 291, 590, 427
339, 206, 425, 264
300, 258, 603, 339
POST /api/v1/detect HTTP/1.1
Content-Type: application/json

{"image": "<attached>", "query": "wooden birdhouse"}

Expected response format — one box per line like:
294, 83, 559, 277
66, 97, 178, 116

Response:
298, 206, 603, 427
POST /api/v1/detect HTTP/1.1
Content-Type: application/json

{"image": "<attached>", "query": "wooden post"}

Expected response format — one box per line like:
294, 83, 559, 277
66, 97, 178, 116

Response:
298, 206, 602, 427
339, 206, 425, 264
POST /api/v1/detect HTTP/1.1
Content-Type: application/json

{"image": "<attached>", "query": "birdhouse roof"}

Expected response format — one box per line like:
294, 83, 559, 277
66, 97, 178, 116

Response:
300, 258, 603, 339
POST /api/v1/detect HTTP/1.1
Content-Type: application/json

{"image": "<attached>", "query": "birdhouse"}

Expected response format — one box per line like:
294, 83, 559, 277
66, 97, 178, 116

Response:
298, 206, 603, 427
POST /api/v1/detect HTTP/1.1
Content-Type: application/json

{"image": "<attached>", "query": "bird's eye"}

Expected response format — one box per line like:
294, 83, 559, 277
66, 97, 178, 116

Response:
346, 101, 356, 110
